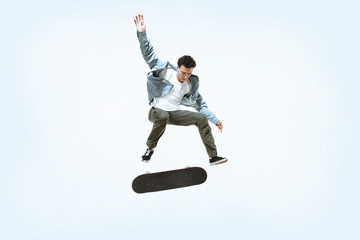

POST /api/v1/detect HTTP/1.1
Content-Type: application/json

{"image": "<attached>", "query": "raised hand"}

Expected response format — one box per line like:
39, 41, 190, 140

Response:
134, 14, 146, 32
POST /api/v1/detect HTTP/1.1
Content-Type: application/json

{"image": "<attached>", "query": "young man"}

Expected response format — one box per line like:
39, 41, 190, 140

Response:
134, 14, 228, 166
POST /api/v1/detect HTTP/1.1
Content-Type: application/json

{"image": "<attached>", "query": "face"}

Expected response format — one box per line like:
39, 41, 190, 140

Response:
176, 65, 194, 83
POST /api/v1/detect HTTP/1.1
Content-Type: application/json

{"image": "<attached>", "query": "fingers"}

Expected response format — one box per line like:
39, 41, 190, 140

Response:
134, 14, 144, 24
217, 122, 223, 133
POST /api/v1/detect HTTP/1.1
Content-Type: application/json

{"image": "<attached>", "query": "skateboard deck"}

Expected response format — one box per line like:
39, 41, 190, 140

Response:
132, 167, 207, 194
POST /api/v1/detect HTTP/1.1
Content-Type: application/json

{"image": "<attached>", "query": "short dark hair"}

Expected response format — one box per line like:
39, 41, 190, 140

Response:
177, 55, 196, 68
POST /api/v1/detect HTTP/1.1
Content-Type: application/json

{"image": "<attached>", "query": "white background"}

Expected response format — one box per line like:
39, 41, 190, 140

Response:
1, 0, 359, 239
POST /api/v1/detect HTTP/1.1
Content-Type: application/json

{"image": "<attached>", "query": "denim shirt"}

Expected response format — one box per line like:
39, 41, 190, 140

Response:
137, 31, 219, 125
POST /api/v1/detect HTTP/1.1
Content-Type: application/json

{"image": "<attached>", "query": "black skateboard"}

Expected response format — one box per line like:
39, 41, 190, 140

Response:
132, 167, 207, 194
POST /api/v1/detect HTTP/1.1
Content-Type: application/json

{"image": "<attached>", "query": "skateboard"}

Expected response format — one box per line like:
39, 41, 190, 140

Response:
132, 167, 207, 194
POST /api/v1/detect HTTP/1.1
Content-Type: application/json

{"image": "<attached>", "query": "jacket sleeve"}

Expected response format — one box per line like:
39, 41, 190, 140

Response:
137, 31, 166, 70
194, 93, 220, 125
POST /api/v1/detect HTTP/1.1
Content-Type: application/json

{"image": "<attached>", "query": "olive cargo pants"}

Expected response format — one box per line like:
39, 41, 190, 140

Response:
146, 107, 217, 158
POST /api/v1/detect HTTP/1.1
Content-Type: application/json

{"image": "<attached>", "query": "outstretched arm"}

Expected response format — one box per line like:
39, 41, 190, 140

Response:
134, 14, 165, 70
194, 93, 223, 132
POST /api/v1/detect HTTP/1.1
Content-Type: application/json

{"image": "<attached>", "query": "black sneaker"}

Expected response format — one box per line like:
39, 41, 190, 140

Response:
209, 156, 228, 166
142, 148, 154, 163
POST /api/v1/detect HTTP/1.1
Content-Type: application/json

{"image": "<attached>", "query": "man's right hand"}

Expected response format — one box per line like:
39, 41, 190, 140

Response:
134, 14, 146, 32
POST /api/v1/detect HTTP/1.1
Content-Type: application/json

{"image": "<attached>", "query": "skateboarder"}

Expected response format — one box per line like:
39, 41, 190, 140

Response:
134, 14, 228, 166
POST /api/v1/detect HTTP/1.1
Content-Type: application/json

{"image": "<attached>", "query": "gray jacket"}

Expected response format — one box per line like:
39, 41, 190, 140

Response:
137, 31, 219, 125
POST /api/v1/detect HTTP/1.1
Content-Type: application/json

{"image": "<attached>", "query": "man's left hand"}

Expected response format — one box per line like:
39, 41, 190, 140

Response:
216, 121, 223, 133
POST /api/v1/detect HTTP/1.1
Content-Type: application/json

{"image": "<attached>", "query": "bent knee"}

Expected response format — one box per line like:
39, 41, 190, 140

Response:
196, 114, 208, 125
155, 111, 169, 122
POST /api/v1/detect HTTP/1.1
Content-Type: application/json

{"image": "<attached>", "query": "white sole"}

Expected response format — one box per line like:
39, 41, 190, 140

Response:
210, 158, 228, 166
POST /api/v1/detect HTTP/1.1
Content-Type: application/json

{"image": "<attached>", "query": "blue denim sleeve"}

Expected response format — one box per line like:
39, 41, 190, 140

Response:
137, 31, 166, 70
194, 94, 220, 125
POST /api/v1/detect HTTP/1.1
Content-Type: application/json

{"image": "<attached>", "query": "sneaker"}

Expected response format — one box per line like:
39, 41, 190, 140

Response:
142, 148, 154, 163
209, 156, 228, 166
